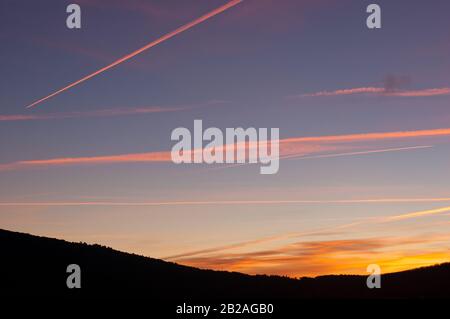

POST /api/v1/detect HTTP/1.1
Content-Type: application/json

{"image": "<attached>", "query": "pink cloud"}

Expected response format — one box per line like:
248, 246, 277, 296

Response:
0, 126, 445, 172
387, 87, 450, 97
174, 235, 450, 277
299, 87, 450, 98
301, 87, 384, 97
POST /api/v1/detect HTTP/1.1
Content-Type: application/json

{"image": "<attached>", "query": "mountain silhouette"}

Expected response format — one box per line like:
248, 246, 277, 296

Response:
1, 228, 449, 298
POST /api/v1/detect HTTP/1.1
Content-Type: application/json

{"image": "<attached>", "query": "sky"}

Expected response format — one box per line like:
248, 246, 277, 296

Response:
1, 0, 450, 278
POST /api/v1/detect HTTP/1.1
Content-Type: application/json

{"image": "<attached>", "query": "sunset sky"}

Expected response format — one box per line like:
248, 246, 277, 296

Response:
1, 0, 450, 277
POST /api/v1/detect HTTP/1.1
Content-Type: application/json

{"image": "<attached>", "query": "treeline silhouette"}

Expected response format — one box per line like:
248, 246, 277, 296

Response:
1, 228, 449, 298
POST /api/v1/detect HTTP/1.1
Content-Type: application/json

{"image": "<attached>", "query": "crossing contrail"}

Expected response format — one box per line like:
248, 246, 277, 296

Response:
211, 145, 434, 170
26, 0, 243, 109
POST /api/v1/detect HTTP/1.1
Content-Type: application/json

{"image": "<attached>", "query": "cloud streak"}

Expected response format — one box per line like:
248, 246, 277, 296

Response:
0, 106, 188, 122
279, 145, 432, 162
26, 0, 243, 108
213, 145, 433, 170
281, 127, 450, 143
302, 87, 384, 97
0, 126, 446, 172
165, 203, 450, 261
3, 197, 450, 207
174, 235, 450, 277
0, 151, 171, 172
300, 87, 450, 98
384, 205, 450, 222
2, 100, 224, 122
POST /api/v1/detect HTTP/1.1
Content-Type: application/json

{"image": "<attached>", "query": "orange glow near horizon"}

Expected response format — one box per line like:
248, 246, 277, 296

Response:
164, 203, 450, 277
174, 240, 450, 278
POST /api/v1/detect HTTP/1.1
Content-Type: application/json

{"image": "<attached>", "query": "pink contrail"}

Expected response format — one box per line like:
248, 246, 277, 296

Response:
0, 126, 447, 172
281, 127, 450, 144
26, 0, 243, 109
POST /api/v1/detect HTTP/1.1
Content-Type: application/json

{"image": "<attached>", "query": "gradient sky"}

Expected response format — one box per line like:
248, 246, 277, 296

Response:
1, 0, 450, 277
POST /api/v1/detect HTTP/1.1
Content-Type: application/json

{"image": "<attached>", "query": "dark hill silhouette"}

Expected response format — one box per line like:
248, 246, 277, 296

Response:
1, 228, 449, 298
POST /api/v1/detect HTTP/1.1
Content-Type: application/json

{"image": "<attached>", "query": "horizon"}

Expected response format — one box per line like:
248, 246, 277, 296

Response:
3, 226, 449, 279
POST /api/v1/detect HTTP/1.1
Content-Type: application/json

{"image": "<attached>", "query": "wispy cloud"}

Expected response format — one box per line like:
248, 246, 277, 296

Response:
26, 0, 243, 108
1, 100, 223, 122
281, 127, 450, 143
298, 87, 450, 98
213, 145, 433, 170
164, 203, 450, 263
3, 197, 450, 207
174, 235, 450, 277
301, 87, 384, 97
387, 88, 450, 97
384, 205, 450, 222
0, 126, 445, 172
0, 151, 171, 172
166, 198, 450, 277
0, 106, 187, 122
3, 198, 450, 277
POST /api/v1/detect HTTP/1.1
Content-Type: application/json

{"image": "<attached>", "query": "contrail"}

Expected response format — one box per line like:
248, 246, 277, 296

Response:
384, 205, 450, 222
2, 197, 450, 206
1, 106, 186, 121
212, 145, 433, 170
4, 100, 223, 121
0, 127, 444, 173
26, 0, 243, 109
281, 145, 434, 161
282, 128, 450, 143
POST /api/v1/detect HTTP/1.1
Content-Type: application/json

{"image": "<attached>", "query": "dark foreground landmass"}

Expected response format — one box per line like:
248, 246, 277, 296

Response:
1, 228, 449, 298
